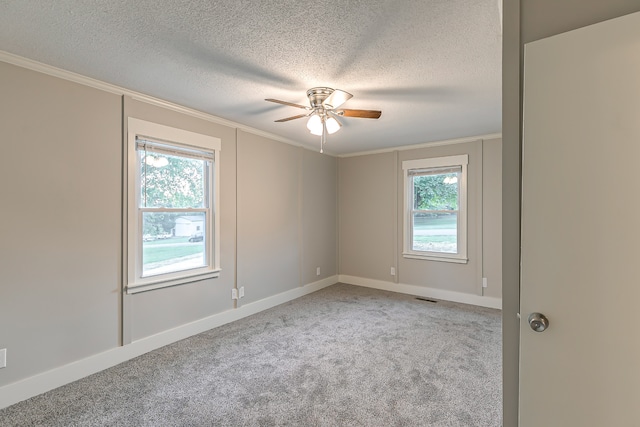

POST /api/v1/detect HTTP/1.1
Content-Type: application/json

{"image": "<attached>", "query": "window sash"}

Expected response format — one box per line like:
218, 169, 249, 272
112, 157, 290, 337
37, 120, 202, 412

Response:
127, 117, 221, 293
412, 209, 459, 214
408, 165, 462, 177
135, 177, 213, 279
136, 136, 214, 161
137, 150, 211, 209
402, 154, 468, 263
410, 211, 459, 254
409, 210, 460, 254
411, 173, 460, 211
139, 209, 210, 278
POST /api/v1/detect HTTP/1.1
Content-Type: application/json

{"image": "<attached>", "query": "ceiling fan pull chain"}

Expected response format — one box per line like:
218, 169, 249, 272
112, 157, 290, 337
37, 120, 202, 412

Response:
266, 87, 381, 153
320, 120, 327, 153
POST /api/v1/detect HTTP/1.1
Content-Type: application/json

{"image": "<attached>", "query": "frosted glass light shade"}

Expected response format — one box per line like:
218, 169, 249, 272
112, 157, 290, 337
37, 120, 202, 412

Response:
325, 117, 341, 134
307, 114, 323, 135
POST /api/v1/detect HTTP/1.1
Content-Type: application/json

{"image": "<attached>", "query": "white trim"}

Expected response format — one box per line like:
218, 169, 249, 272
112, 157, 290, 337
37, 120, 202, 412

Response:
402, 154, 469, 262
0, 51, 326, 155
0, 275, 338, 410
129, 118, 221, 152
0, 51, 500, 159
402, 253, 468, 263
338, 134, 502, 158
0, 50, 124, 95
236, 275, 337, 311
402, 154, 469, 170
126, 118, 222, 292
339, 275, 502, 310
126, 270, 222, 294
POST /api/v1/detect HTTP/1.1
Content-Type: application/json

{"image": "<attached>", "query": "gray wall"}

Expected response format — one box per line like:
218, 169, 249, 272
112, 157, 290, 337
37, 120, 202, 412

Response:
301, 149, 338, 285
502, 1, 640, 425
482, 138, 502, 300
0, 62, 338, 389
0, 62, 121, 385
338, 138, 502, 299
236, 130, 338, 305
338, 152, 397, 280
236, 131, 302, 304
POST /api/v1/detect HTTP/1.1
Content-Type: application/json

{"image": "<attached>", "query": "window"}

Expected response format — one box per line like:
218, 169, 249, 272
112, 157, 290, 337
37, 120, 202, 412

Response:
402, 155, 468, 263
126, 118, 221, 293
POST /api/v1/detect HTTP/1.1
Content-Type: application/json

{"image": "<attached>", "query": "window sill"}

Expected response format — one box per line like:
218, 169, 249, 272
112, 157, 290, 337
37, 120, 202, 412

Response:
402, 252, 468, 264
126, 269, 221, 294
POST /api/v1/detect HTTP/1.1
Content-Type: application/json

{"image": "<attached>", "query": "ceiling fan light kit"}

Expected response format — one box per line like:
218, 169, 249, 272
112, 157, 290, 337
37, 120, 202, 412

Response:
325, 116, 341, 134
306, 114, 323, 135
266, 87, 382, 153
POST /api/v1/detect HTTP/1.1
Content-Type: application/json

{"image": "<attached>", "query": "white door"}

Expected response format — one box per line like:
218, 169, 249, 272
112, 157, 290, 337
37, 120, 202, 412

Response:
520, 12, 640, 426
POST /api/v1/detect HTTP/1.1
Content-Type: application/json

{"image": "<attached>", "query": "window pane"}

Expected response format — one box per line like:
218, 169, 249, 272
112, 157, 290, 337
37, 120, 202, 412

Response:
412, 173, 459, 210
412, 213, 458, 253
142, 212, 207, 277
139, 152, 207, 208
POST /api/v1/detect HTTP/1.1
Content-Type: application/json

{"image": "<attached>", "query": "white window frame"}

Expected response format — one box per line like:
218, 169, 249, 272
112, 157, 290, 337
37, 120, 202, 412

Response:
126, 118, 221, 293
402, 154, 468, 263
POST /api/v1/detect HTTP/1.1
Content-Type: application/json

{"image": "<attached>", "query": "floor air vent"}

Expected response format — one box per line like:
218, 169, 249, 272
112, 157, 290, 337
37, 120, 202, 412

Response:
415, 297, 438, 303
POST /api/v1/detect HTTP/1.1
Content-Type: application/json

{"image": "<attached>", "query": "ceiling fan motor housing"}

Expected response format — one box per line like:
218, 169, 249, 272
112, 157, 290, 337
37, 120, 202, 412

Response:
266, 88, 380, 130
306, 87, 334, 109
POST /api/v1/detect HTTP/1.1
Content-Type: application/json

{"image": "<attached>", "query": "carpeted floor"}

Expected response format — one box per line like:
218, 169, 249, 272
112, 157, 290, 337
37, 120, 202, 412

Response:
0, 283, 502, 426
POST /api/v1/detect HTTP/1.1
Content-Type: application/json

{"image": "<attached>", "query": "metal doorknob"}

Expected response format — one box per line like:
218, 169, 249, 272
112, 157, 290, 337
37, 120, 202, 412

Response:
528, 312, 549, 332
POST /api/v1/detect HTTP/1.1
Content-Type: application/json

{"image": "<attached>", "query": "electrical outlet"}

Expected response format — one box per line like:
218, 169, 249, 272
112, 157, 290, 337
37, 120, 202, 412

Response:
0, 348, 6, 369
316, 267, 321, 276
482, 277, 488, 288
231, 288, 238, 300
390, 267, 396, 276
239, 286, 245, 298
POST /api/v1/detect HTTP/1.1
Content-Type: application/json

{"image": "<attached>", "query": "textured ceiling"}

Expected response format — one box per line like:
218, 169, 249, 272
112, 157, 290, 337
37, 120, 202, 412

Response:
0, 0, 502, 155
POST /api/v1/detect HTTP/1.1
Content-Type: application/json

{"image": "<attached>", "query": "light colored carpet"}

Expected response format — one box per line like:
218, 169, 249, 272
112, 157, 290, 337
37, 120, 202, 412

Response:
0, 283, 502, 426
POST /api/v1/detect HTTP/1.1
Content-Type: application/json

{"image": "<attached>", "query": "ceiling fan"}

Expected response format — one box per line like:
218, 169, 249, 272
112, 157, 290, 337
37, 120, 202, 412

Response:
266, 87, 382, 153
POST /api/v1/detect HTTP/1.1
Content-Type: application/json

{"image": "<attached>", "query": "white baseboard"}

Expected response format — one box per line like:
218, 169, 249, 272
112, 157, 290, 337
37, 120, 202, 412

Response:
338, 275, 502, 310
235, 275, 337, 315
0, 275, 338, 410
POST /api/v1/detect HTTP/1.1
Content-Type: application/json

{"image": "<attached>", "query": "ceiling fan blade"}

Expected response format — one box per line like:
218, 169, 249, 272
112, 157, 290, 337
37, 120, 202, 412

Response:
322, 89, 353, 109
274, 113, 308, 122
265, 98, 309, 109
337, 109, 382, 119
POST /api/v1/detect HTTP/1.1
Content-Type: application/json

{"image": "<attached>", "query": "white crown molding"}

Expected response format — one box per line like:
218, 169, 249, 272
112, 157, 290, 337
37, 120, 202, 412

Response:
0, 50, 125, 95
338, 133, 502, 158
0, 50, 497, 159
0, 50, 336, 155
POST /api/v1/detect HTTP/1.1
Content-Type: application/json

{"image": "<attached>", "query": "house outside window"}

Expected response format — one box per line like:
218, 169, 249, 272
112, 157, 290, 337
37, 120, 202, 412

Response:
402, 154, 468, 263
126, 118, 221, 293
